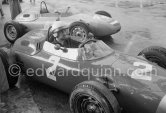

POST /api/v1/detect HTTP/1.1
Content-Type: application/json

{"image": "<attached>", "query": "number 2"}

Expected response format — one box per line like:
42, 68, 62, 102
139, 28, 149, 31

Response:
131, 62, 153, 81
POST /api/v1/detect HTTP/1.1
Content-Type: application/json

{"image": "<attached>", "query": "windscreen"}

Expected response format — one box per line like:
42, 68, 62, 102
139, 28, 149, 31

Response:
80, 40, 113, 60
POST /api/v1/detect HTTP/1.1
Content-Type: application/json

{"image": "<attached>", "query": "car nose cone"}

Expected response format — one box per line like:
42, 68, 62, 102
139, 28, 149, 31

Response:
156, 95, 166, 113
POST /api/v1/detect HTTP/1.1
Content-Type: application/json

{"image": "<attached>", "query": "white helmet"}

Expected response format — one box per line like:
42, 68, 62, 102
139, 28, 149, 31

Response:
51, 21, 68, 33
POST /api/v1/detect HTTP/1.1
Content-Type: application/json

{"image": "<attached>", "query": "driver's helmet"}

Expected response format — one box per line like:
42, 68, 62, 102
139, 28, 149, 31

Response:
50, 21, 69, 35
48, 21, 69, 45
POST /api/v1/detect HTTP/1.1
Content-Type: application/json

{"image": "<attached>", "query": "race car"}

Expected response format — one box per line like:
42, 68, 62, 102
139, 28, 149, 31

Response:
1, 26, 166, 113
4, 1, 121, 43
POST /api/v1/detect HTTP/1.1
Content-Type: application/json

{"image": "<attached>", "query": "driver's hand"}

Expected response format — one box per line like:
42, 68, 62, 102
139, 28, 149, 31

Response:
88, 32, 94, 39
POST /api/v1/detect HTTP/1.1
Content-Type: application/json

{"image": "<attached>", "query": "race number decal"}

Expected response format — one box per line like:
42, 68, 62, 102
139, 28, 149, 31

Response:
131, 62, 153, 81
46, 56, 60, 81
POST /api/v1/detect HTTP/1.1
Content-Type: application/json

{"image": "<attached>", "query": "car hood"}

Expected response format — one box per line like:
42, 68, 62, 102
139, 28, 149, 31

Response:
15, 12, 39, 22
111, 52, 166, 93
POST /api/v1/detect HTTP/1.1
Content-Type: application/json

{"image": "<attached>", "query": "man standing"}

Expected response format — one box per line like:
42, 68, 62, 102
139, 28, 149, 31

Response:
0, 0, 4, 18
9, 0, 22, 20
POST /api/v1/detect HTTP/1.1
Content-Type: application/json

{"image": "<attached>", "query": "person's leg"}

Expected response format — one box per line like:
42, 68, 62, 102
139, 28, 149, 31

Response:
32, 0, 35, 5
0, 58, 9, 104
0, 9, 4, 16
15, 74, 23, 88
0, 0, 4, 16
9, 0, 22, 20
0, 95, 5, 107
0, 95, 7, 113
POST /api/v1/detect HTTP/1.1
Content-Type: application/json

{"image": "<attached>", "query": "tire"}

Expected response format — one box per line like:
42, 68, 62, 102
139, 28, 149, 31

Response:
138, 46, 166, 69
0, 49, 18, 88
95, 11, 112, 18
4, 21, 24, 44
69, 21, 90, 42
70, 81, 121, 113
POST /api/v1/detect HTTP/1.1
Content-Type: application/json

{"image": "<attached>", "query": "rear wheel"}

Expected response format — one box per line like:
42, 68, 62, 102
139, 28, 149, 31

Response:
69, 21, 90, 42
70, 81, 121, 113
95, 11, 112, 18
0, 49, 18, 88
4, 21, 24, 44
138, 46, 166, 69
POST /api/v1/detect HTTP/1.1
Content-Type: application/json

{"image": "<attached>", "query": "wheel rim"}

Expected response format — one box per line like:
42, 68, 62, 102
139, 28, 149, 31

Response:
6, 25, 17, 41
146, 55, 166, 68
74, 93, 107, 113
71, 26, 87, 42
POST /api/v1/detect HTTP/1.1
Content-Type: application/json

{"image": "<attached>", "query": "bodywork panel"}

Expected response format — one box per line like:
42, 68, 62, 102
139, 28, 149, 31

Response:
12, 29, 47, 55
14, 11, 121, 36
111, 53, 166, 113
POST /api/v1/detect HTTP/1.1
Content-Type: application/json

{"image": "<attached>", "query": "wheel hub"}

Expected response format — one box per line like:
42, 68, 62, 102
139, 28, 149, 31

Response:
87, 103, 100, 113
77, 95, 105, 113
72, 26, 87, 42
6, 25, 17, 40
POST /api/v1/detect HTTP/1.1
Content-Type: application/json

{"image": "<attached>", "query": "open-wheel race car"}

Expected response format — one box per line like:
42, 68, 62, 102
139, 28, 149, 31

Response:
1, 23, 166, 113
4, 1, 121, 44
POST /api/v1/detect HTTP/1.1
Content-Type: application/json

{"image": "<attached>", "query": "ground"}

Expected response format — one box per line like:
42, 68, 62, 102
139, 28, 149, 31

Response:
0, 0, 166, 113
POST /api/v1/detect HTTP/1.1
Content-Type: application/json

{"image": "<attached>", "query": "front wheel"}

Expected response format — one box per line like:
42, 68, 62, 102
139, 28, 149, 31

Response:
138, 46, 166, 69
4, 21, 24, 44
70, 81, 121, 113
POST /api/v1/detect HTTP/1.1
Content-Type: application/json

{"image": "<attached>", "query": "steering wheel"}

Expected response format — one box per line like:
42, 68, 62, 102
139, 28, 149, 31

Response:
79, 39, 97, 48
47, 26, 54, 41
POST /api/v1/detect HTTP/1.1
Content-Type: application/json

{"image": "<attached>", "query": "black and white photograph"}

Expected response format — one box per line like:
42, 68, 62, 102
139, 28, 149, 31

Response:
0, 0, 166, 113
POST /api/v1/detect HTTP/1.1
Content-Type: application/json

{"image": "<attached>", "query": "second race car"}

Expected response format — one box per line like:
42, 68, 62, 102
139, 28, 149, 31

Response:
4, 1, 121, 43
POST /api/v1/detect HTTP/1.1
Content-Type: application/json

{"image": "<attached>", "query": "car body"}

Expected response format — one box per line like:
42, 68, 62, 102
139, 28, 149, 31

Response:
1, 28, 166, 113
14, 11, 120, 35
4, 1, 121, 43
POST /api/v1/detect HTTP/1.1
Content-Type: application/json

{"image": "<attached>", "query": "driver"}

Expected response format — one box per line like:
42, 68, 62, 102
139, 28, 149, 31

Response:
48, 21, 69, 46
48, 21, 70, 46
48, 21, 95, 48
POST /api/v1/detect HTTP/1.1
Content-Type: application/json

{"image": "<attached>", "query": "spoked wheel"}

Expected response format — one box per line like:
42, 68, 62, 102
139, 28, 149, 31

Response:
70, 81, 121, 113
69, 21, 90, 42
75, 93, 106, 113
6, 25, 17, 40
4, 21, 24, 43
138, 46, 166, 69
